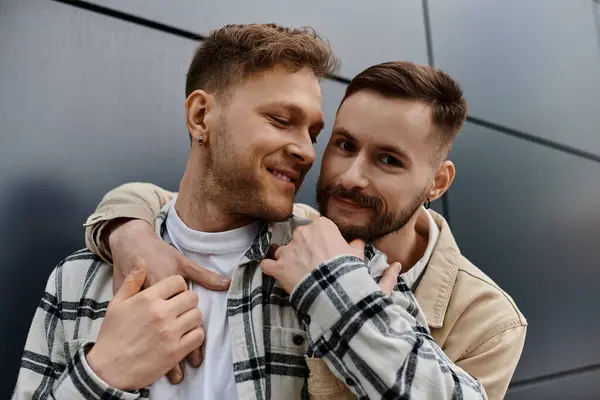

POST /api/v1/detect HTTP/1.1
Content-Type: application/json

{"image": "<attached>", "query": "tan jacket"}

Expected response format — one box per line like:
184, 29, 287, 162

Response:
85, 183, 527, 400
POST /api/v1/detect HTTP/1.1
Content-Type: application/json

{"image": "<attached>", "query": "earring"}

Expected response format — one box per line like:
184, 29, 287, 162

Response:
198, 135, 204, 146
424, 198, 431, 209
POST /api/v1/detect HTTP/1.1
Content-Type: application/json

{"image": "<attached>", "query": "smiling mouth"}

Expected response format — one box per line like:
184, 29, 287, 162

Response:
332, 196, 368, 209
267, 168, 298, 184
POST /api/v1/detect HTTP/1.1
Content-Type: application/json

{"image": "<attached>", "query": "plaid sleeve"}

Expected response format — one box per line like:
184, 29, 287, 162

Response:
289, 255, 488, 400
11, 268, 141, 400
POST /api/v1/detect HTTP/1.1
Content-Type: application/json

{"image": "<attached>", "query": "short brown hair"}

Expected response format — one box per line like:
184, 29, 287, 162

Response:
185, 23, 339, 98
342, 61, 468, 161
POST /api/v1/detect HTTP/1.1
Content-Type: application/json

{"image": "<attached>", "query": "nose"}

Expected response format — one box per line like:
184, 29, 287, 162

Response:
339, 156, 368, 190
287, 134, 317, 166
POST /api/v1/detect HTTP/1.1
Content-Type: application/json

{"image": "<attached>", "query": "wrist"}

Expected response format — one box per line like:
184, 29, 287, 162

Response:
106, 218, 153, 252
86, 344, 135, 391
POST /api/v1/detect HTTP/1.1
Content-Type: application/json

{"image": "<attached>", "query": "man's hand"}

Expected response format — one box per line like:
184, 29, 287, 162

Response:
260, 217, 364, 294
86, 261, 205, 391
378, 262, 403, 294
107, 219, 230, 383
108, 219, 230, 291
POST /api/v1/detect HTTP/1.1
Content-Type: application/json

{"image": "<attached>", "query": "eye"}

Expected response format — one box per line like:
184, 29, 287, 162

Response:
336, 140, 356, 153
379, 155, 403, 167
270, 116, 291, 128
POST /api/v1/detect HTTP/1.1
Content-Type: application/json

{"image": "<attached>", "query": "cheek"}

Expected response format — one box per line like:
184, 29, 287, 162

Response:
320, 151, 346, 181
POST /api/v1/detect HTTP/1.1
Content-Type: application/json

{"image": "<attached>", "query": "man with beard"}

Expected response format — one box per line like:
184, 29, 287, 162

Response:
83, 61, 526, 400
12, 25, 485, 400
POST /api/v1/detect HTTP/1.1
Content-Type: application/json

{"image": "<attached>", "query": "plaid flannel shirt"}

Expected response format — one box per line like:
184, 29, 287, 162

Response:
12, 205, 486, 399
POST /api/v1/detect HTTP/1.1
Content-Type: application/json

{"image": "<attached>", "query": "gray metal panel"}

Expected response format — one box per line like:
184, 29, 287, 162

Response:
447, 122, 600, 381
84, 0, 429, 78
0, 0, 196, 395
506, 370, 600, 400
430, 0, 600, 156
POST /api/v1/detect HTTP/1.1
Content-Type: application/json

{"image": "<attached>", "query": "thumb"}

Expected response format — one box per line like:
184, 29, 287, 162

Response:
259, 259, 279, 279
348, 239, 365, 259
378, 262, 402, 295
112, 258, 147, 303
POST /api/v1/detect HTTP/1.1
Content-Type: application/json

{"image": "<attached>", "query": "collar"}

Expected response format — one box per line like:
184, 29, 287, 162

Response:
401, 206, 440, 288
156, 203, 311, 264
413, 209, 461, 328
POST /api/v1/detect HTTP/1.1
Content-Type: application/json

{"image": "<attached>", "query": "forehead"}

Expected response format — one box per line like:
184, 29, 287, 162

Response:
229, 67, 323, 116
334, 90, 434, 158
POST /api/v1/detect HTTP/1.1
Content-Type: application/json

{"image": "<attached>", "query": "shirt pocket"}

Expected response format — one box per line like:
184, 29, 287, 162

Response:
268, 326, 310, 356
305, 357, 355, 400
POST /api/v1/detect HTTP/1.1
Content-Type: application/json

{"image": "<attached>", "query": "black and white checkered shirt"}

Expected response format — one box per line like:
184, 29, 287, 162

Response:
12, 206, 486, 399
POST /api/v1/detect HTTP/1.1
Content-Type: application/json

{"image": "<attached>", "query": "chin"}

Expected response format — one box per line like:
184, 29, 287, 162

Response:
258, 196, 294, 222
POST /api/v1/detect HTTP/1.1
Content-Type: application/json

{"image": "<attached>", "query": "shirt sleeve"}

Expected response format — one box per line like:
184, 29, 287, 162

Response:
290, 255, 488, 400
83, 182, 175, 263
11, 268, 141, 400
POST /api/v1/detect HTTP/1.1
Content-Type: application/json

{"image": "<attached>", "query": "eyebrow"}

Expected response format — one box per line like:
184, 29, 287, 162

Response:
265, 102, 325, 131
332, 127, 412, 162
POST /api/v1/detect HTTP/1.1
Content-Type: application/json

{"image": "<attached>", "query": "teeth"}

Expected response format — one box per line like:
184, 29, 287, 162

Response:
271, 170, 292, 182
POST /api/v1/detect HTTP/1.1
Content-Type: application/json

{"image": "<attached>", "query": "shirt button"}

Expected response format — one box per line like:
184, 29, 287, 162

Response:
293, 334, 305, 346
345, 377, 355, 386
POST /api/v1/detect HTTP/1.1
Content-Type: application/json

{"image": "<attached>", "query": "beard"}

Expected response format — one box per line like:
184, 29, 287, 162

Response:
203, 119, 294, 223
316, 178, 428, 243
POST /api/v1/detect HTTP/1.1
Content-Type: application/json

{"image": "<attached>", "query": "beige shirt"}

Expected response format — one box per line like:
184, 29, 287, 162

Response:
85, 183, 527, 400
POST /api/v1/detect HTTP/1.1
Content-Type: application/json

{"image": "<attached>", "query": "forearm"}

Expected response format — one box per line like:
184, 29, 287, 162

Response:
84, 182, 175, 262
290, 255, 487, 399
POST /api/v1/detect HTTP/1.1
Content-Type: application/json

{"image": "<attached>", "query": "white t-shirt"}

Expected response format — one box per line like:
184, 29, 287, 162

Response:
150, 202, 260, 400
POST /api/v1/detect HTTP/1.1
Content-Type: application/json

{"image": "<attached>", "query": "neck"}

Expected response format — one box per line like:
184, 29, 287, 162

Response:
175, 154, 258, 232
374, 208, 429, 273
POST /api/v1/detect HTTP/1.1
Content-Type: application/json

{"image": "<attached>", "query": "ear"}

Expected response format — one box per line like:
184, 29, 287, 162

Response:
185, 90, 215, 144
428, 160, 455, 202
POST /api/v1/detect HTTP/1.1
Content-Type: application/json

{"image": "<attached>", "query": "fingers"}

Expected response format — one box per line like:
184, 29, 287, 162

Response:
378, 262, 402, 295
112, 259, 147, 303
348, 239, 365, 259
179, 327, 205, 359
166, 364, 183, 385
187, 347, 203, 368
182, 257, 230, 291
175, 307, 203, 336
273, 245, 284, 260
145, 274, 188, 300
259, 259, 278, 278
167, 290, 199, 316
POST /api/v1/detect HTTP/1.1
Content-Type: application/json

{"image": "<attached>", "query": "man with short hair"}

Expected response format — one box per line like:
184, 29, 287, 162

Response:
85, 62, 526, 399
12, 24, 486, 400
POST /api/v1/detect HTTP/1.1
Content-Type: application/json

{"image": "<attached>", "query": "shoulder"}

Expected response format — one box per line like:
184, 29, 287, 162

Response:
270, 204, 321, 245
50, 248, 114, 304
454, 255, 526, 327
442, 255, 527, 357
292, 203, 321, 221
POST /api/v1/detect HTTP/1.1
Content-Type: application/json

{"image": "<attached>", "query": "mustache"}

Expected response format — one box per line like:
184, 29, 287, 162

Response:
321, 184, 383, 211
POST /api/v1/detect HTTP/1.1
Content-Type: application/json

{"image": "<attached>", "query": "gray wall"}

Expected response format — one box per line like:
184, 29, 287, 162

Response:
0, 0, 598, 398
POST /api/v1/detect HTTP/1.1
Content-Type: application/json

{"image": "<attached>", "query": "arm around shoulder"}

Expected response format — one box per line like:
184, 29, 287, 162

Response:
83, 182, 176, 262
